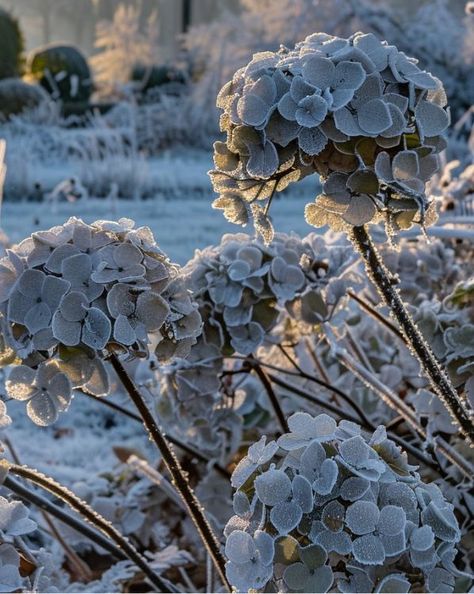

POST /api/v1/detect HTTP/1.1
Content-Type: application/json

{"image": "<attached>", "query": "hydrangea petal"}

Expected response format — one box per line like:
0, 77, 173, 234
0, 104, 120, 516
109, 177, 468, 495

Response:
352, 534, 385, 565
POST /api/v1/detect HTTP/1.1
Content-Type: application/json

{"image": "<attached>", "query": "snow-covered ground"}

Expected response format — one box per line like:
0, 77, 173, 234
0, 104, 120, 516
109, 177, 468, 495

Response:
0, 150, 319, 263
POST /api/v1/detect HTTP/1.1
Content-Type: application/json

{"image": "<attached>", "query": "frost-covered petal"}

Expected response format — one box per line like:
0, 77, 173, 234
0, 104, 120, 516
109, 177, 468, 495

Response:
82, 307, 112, 350
340, 477, 370, 502
305, 566, 334, 593
278, 92, 298, 121
377, 505, 406, 535
322, 500, 345, 532
7, 290, 35, 324
415, 101, 449, 137
270, 501, 302, 534
410, 525, 434, 551
228, 260, 251, 281
421, 502, 460, 542
292, 475, 313, 513
333, 61, 366, 90
42, 275, 70, 310
295, 95, 328, 128
298, 127, 328, 156
299, 441, 327, 480
229, 322, 264, 354
346, 500, 380, 535
302, 55, 335, 88
427, 568, 455, 593
59, 291, 88, 322
352, 534, 385, 565
247, 140, 279, 179
6, 366, 37, 401
23, 302, 51, 334
375, 151, 394, 182
237, 94, 270, 127
358, 98, 392, 134
113, 243, 143, 268
225, 530, 256, 564
380, 104, 406, 138
27, 390, 61, 426
255, 468, 292, 506
45, 244, 80, 273
113, 315, 136, 346
51, 312, 81, 346
254, 530, 274, 565
353, 33, 390, 71
333, 107, 363, 136
392, 151, 419, 181
315, 529, 352, 555
61, 253, 92, 282
339, 435, 370, 466
15, 269, 44, 299
342, 195, 376, 226
379, 531, 406, 557
106, 283, 135, 318
136, 292, 169, 331
313, 459, 338, 495
375, 573, 411, 593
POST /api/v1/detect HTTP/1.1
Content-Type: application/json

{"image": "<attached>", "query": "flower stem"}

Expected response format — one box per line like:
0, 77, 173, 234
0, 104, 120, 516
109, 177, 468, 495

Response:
248, 355, 289, 433
109, 353, 230, 592
6, 463, 171, 592
350, 225, 474, 446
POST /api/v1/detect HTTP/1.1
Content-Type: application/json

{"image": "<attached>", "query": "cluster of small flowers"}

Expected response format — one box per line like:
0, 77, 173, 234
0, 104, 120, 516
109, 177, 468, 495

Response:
224, 412, 463, 593
0, 217, 201, 425
210, 32, 449, 241
153, 231, 362, 455
184, 231, 360, 356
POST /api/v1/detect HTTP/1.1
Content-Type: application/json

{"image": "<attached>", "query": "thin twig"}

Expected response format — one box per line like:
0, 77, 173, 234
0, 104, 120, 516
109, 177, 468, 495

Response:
334, 346, 474, 480
348, 290, 405, 343
3, 438, 93, 581
248, 355, 289, 433
265, 372, 445, 477
108, 353, 230, 592
233, 355, 372, 429
6, 463, 171, 592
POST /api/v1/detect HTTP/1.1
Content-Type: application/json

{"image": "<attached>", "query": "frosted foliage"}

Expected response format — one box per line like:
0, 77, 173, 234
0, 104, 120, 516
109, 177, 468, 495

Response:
0, 217, 201, 425
224, 412, 462, 593
210, 32, 449, 241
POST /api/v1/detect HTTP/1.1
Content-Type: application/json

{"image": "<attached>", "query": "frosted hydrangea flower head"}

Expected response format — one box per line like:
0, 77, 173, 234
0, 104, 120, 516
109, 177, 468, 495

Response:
210, 32, 449, 241
184, 231, 360, 356
0, 217, 201, 425
224, 412, 462, 593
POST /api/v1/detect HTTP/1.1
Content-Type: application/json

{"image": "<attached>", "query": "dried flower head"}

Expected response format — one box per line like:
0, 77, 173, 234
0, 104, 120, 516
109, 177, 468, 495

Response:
225, 412, 462, 593
0, 217, 201, 425
210, 32, 449, 241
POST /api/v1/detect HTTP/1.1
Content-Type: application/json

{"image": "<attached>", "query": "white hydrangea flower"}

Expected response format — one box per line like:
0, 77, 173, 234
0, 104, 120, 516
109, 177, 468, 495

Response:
211, 31, 449, 241
224, 412, 462, 593
1, 217, 202, 425
184, 231, 360, 356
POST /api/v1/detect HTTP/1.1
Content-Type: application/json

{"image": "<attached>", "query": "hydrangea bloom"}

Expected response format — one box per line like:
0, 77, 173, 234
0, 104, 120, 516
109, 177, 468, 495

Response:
184, 231, 360, 356
210, 32, 449, 240
224, 412, 462, 593
0, 218, 201, 425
